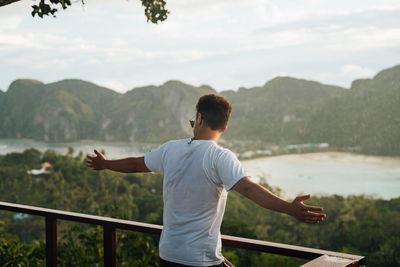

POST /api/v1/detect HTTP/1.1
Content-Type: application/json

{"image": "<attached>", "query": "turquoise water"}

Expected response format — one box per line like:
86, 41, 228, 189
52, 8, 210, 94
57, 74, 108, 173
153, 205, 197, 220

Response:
0, 139, 156, 159
242, 153, 400, 200
1, 139, 399, 199
13, 213, 29, 220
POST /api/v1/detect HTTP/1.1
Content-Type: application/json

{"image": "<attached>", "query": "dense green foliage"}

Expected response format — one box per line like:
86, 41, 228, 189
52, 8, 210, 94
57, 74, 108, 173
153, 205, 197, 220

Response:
221, 65, 400, 156
1, 65, 399, 155
0, 149, 399, 266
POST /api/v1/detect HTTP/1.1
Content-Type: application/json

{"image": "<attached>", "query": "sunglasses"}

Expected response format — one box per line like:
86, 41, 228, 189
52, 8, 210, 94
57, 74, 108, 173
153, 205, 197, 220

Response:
189, 115, 196, 128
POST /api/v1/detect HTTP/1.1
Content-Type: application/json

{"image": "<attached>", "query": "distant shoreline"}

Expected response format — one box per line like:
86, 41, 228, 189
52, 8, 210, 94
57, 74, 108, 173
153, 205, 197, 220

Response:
241, 151, 400, 200
242, 151, 400, 166
1, 139, 399, 199
1, 139, 400, 161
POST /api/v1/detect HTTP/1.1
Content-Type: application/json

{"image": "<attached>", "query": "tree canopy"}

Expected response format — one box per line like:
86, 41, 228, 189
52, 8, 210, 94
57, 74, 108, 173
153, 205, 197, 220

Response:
0, 149, 399, 266
0, 0, 169, 23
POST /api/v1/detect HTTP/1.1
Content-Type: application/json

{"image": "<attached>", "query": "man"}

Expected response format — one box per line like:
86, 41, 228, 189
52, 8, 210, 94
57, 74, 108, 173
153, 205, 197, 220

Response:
86, 94, 326, 267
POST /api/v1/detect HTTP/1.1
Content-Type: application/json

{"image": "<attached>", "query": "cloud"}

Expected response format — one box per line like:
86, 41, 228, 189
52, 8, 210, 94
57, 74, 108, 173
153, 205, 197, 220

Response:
0, 0, 31, 18
0, 16, 23, 30
341, 64, 375, 79
0, 0, 399, 92
0, 31, 39, 49
302, 64, 377, 88
324, 27, 400, 52
94, 80, 128, 93
0, 30, 80, 51
4, 55, 76, 69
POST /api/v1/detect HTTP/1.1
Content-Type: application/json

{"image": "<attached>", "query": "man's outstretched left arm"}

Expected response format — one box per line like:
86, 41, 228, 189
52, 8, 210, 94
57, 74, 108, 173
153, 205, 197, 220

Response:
232, 177, 326, 224
86, 149, 151, 173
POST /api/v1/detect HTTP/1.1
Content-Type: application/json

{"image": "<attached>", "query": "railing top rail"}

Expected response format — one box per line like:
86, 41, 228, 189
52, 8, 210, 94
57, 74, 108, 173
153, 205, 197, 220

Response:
0, 201, 365, 263
221, 235, 364, 262
0, 201, 162, 235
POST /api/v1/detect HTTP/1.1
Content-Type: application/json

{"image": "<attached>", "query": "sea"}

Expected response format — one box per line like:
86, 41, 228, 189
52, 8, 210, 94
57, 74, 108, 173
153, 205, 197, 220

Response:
1, 139, 399, 200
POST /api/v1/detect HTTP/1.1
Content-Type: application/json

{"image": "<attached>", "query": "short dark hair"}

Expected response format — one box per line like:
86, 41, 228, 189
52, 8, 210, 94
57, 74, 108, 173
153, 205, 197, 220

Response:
196, 94, 232, 131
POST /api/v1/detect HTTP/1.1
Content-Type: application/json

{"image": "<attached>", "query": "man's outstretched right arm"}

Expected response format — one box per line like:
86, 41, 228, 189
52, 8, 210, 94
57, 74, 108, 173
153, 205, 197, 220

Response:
232, 177, 326, 224
86, 149, 151, 173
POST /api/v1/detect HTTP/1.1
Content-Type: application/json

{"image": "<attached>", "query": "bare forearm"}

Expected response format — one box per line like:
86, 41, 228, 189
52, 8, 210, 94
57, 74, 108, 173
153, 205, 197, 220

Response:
86, 151, 150, 173
232, 177, 326, 224
104, 157, 150, 173
237, 180, 292, 214
103, 158, 134, 173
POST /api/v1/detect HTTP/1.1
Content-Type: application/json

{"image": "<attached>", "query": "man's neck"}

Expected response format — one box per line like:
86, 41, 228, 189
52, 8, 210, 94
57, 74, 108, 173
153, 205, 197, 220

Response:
193, 129, 221, 144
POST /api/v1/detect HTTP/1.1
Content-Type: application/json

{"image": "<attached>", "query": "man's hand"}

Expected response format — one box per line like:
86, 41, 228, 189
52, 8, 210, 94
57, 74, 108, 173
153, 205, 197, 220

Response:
85, 150, 150, 173
288, 194, 326, 224
232, 177, 326, 224
86, 149, 106, 170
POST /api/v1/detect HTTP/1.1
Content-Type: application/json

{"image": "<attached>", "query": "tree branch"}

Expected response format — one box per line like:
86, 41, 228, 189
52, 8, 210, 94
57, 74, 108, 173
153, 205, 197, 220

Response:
0, 0, 22, 7
0, 0, 169, 23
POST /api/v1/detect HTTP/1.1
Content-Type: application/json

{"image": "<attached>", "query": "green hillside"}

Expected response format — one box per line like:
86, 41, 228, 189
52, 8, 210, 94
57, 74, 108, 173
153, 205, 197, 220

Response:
104, 80, 215, 143
221, 77, 346, 145
0, 79, 119, 142
0, 65, 399, 155
305, 66, 400, 155
224, 67, 400, 155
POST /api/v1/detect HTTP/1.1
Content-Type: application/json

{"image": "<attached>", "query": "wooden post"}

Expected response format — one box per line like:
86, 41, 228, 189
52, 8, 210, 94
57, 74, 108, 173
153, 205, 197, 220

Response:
103, 225, 116, 267
45, 216, 57, 267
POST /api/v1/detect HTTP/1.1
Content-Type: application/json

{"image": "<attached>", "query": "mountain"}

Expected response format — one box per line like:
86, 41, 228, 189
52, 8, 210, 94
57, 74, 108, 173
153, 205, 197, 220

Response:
221, 77, 346, 144
103, 81, 215, 142
0, 79, 214, 143
0, 89, 4, 108
341, 66, 400, 154
303, 66, 400, 155
0, 65, 399, 155
0, 79, 119, 141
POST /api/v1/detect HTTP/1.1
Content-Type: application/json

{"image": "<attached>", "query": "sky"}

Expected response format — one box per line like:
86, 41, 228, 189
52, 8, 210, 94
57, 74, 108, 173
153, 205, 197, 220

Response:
0, 0, 399, 93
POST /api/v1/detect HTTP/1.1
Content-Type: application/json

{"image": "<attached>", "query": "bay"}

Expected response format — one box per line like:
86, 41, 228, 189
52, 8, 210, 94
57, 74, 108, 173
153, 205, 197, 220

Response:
1, 139, 399, 200
0, 139, 156, 159
242, 152, 400, 200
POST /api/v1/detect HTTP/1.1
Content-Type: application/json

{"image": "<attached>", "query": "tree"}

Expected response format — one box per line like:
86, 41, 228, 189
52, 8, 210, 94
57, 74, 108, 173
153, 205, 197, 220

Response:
0, 0, 169, 24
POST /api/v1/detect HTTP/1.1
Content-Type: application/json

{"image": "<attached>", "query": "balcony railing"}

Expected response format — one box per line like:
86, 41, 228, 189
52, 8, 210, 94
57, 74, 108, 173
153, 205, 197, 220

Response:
0, 201, 365, 267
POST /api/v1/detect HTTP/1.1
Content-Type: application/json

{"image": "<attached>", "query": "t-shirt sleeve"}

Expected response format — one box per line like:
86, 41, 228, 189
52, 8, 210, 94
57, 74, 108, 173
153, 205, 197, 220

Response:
215, 149, 247, 191
144, 142, 168, 174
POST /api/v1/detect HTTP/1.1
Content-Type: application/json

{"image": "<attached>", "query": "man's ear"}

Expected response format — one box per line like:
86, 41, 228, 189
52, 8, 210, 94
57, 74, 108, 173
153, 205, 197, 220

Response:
197, 112, 203, 125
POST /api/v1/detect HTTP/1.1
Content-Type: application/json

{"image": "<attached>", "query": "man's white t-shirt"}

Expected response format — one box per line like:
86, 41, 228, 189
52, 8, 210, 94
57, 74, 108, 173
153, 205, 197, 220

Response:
144, 138, 247, 266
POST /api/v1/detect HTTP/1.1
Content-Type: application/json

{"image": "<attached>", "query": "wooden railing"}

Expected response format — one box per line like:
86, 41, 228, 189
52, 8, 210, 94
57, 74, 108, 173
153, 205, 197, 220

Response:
0, 201, 365, 266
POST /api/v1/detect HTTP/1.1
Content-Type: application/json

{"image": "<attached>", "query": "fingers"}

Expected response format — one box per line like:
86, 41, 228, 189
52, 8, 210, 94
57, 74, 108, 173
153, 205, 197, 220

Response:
85, 159, 94, 167
292, 194, 326, 224
306, 217, 324, 223
296, 210, 326, 224
85, 158, 94, 167
303, 204, 324, 212
94, 149, 106, 160
305, 211, 326, 218
301, 215, 325, 224
85, 150, 105, 171
295, 194, 310, 202
85, 156, 95, 169
85, 163, 100, 170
